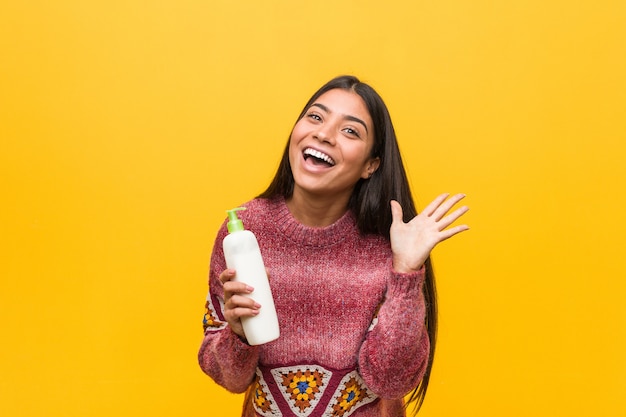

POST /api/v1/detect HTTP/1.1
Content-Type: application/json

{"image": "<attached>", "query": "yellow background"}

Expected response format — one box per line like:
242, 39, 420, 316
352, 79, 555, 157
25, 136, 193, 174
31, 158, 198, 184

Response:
1, 1, 625, 416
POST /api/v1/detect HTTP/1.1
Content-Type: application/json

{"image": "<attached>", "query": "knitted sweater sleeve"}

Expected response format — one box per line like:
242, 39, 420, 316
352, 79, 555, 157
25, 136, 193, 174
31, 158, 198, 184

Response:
357, 267, 430, 399
197, 227, 259, 393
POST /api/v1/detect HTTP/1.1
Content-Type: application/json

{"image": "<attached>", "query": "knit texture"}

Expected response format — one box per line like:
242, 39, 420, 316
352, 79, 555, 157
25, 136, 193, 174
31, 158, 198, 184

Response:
198, 196, 430, 417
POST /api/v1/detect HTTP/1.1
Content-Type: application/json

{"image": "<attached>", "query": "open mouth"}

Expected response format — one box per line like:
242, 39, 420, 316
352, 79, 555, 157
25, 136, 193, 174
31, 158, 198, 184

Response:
303, 148, 336, 167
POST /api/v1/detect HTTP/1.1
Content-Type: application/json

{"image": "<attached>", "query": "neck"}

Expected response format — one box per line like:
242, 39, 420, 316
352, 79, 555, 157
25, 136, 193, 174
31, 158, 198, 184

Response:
286, 190, 351, 228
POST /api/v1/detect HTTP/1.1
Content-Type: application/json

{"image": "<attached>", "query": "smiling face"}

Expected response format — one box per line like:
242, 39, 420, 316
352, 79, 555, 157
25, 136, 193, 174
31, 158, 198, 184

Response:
288, 88, 380, 203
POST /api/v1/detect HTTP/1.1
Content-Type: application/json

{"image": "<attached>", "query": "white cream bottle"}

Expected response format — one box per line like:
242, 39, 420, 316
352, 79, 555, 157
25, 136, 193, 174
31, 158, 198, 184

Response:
222, 207, 279, 345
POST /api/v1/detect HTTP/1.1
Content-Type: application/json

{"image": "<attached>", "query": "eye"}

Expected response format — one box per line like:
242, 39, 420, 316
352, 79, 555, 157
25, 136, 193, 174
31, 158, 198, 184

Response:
306, 112, 322, 122
342, 127, 361, 138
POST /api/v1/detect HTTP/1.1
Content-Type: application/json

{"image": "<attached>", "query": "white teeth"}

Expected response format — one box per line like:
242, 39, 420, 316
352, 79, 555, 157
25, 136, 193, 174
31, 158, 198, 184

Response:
304, 148, 335, 166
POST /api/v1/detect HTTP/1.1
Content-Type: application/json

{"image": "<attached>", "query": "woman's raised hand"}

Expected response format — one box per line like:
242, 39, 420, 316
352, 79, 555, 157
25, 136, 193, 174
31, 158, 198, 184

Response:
390, 193, 469, 273
219, 269, 260, 340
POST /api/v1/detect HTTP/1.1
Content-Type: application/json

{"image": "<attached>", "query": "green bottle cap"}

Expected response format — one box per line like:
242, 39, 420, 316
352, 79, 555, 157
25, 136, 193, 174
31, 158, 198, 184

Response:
226, 207, 246, 233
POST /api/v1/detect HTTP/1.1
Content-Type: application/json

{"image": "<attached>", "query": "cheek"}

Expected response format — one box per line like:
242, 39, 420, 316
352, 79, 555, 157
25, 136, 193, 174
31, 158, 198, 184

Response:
288, 122, 308, 154
287, 134, 300, 165
290, 121, 307, 142
346, 144, 373, 166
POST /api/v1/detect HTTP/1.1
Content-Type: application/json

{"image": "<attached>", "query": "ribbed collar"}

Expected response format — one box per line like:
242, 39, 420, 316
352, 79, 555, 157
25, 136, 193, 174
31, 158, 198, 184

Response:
266, 196, 357, 248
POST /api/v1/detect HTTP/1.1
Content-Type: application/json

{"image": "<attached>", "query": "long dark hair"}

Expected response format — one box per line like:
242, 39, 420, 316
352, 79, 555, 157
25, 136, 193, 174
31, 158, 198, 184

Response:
258, 75, 437, 414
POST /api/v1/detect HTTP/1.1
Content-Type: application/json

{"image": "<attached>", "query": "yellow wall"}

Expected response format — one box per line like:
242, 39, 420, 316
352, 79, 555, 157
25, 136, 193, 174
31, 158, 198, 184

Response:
1, 1, 625, 416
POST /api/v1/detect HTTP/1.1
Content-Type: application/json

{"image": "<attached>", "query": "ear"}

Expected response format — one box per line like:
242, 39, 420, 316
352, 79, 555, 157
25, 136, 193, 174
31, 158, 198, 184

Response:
361, 157, 381, 179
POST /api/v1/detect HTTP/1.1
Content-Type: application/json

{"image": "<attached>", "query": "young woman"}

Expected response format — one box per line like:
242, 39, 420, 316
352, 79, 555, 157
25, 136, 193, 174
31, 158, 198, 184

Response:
198, 75, 469, 417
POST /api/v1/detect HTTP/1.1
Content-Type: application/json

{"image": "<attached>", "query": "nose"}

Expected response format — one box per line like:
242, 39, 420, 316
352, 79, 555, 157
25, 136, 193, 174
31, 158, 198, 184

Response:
313, 125, 335, 145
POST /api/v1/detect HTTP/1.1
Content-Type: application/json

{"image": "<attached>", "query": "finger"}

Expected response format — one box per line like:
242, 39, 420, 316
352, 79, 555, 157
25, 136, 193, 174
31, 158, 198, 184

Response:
226, 306, 260, 321
390, 200, 405, 224
431, 193, 466, 221
437, 205, 470, 230
219, 268, 236, 284
227, 294, 261, 311
223, 280, 254, 296
438, 224, 470, 241
421, 193, 450, 217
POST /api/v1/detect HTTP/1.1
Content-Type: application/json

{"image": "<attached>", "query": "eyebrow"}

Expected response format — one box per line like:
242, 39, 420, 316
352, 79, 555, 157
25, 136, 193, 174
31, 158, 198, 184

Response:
311, 103, 369, 134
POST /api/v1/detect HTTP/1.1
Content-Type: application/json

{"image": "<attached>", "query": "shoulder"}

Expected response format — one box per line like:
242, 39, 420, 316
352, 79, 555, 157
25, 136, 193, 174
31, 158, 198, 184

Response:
229, 196, 285, 233
237, 196, 280, 221
240, 196, 275, 212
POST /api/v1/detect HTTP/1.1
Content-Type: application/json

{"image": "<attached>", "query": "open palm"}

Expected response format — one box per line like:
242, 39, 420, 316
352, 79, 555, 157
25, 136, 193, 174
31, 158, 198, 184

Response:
390, 193, 469, 273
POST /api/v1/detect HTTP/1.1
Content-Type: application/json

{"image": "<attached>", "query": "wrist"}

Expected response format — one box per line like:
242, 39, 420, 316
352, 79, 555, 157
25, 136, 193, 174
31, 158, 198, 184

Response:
392, 264, 424, 274
392, 257, 424, 274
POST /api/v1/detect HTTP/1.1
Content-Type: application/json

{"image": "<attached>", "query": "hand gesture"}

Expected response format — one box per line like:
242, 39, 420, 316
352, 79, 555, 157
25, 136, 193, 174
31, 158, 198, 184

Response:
219, 268, 260, 340
390, 193, 469, 273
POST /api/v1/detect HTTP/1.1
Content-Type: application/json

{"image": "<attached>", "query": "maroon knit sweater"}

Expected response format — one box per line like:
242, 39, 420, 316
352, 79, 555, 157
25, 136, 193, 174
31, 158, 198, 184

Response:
198, 196, 429, 417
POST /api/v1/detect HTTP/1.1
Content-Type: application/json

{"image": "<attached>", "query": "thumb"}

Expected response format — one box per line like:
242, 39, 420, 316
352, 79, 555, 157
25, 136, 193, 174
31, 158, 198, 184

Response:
390, 200, 404, 225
